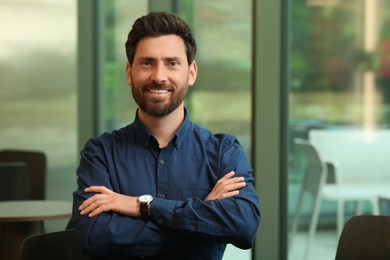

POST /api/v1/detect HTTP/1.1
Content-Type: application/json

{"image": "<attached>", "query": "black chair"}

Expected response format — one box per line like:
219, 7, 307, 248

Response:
335, 215, 390, 260
0, 156, 46, 233
0, 149, 46, 200
20, 229, 89, 260
0, 162, 30, 200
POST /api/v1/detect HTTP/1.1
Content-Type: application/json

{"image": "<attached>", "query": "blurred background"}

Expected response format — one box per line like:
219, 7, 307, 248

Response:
1, 0, 390, 259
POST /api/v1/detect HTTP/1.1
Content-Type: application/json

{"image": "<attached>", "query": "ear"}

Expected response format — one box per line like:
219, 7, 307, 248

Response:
188, 60, 198, 86
126, 62, 132, 86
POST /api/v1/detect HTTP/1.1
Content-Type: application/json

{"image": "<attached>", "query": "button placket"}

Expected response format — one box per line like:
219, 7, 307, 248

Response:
156, 149, 169, 201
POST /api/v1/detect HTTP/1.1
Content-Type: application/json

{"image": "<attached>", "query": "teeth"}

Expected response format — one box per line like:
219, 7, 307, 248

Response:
149, 89, 168, 93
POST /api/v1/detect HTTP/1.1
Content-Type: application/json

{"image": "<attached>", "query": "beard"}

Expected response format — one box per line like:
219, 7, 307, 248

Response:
131, 81, 188, 118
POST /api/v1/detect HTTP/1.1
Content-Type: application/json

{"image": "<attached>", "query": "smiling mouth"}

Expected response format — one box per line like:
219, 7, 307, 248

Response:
148, 89, 170, 94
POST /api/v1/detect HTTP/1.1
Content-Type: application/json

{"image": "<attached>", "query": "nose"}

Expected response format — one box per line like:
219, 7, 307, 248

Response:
151, 63, 167, 84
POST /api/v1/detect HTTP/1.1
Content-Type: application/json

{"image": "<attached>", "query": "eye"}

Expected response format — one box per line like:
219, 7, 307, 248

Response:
140, 60, 152, 67
168, 60, 180, 68
138, 58, 154, 68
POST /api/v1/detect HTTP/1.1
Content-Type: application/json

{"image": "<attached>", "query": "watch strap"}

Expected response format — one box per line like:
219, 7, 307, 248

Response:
140, 202, 149, 219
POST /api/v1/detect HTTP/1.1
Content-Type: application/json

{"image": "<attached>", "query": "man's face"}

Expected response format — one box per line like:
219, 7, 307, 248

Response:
126, 34, 197, 117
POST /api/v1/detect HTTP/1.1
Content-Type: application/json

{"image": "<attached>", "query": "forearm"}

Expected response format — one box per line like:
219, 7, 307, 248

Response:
73, 193, 187, 257
149, 186, 260, 249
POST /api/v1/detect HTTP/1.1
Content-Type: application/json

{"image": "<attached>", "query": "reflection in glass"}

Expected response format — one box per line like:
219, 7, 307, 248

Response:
0, 0, 77, 208
288, 1, 390, 259
178, 1, 252, 260
102, 0, 147, 131
179, 0, 252, 157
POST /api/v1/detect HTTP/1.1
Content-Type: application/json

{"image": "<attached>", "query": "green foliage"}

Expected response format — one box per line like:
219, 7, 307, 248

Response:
290, 1, 358, 92
194, 62, 251, 91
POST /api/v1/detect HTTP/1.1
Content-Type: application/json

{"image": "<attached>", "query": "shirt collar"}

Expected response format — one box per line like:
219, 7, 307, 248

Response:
133, 108, 191, 149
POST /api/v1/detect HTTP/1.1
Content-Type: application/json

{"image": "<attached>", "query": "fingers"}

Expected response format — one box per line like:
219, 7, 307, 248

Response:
205, 171, 247, 201
79, 186, 115, 218
79, 194, 111, 217
219, 190, 240, 199
79, 187, 139, 218
215, 171, 246, 190
219, 171, 236, 180
228, 179, 246, 190
84, 186, 113, 194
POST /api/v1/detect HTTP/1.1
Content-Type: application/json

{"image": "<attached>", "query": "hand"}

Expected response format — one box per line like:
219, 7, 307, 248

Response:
79, 186, 140, 218
204, 171, 246, 201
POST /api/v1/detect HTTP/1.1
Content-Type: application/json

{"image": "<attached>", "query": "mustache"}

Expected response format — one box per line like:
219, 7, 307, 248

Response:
143, 82, 170, 91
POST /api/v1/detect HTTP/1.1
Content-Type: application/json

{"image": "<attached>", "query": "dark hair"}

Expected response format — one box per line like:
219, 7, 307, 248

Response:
125, 12, 197, 65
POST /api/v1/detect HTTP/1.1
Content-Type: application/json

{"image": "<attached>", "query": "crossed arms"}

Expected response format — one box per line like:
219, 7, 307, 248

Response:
72, 135, 261, 257
79, 171, 245, 218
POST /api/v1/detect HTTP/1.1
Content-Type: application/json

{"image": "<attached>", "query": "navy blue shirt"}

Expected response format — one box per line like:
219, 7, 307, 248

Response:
73, 109, 260, 259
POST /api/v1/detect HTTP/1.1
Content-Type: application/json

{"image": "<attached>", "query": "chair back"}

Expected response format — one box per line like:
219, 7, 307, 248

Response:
0, 162, 30, 200
294, 138, 324, 195
0, 149, 46, 199
309, 129, 390, 184
335, 215, 390, 260
21, 229, 89, 260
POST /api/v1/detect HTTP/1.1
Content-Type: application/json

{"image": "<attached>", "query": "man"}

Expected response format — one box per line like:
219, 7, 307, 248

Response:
73, 11, 260, 260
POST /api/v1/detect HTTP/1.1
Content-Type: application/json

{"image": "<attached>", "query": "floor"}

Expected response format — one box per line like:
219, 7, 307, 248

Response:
223, 245, 251, 260
221, 229, 338, 260
288, 229, 338, 260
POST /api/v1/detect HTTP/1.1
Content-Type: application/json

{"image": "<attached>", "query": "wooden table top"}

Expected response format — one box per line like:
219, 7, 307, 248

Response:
0, 200, 72, 222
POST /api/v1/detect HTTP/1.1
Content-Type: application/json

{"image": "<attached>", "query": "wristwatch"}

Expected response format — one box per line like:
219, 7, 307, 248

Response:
138, 194, 154, 219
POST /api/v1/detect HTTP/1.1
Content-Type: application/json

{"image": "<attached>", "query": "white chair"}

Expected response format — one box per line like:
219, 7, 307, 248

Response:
308, 129, 390, 186
289, 138, 387, 260
309, 129, 390, 226
289, 138, 332, 260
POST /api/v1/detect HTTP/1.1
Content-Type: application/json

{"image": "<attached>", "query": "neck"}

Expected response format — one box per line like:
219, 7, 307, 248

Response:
138, 105, 185, 148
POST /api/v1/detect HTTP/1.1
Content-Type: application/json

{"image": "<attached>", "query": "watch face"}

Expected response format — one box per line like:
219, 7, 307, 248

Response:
139, 194, 153, 203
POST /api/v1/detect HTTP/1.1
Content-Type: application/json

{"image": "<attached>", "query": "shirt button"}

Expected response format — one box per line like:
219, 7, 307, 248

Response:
160, 159, 165, 165
157, 218, 164, 224
159, 194, 166, 199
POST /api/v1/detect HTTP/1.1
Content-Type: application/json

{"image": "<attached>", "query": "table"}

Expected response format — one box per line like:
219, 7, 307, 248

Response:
0, 200, 72, 260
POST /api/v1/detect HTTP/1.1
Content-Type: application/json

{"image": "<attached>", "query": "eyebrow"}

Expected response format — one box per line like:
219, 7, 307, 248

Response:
138, 56, 184, 62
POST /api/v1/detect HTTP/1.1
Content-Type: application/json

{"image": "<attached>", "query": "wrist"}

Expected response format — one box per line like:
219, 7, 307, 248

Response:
138, 194, 153, 219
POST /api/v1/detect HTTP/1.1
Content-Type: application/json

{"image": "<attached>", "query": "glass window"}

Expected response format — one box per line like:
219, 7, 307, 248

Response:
178, 0, 252, 156
102, 0, 147, 131
178, 1, 252, 259
0, 0, 77, 230
288, 0, 390, 259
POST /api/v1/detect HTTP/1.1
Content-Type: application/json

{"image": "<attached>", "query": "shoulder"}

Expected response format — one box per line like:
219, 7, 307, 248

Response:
187, 123, 250, 170
189, 123, 242, 151
84, 124, 134, 148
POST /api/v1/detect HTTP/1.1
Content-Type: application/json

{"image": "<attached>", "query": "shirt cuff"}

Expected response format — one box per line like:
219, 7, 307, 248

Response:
149, 198, 178, 226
